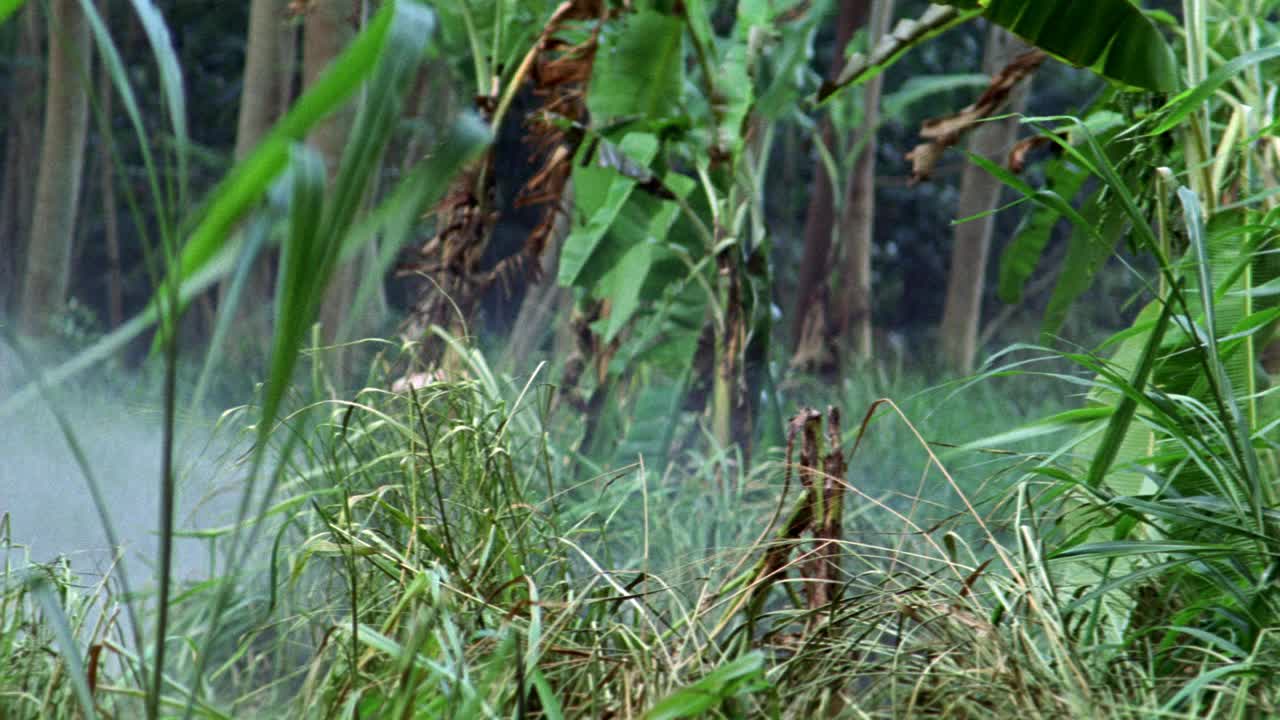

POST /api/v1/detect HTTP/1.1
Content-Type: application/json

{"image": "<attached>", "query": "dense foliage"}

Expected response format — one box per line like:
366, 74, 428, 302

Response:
2, 0, 1279, 718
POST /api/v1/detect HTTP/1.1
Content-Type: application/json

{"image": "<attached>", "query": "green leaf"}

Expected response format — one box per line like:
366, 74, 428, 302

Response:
822, 0, 1176, 104
595, 172, 694, 341
678, 0, 716, 61
818, 5, 982, 102
0, 0, 24, 25
428, 0, 542, 95
1051, 540, 1235, 560
602, 241, 662, 343
615, 274, 709, 375
1180, 189, 1265, 527
614, 366, 690, 468
961, 149, 1122, 333
227, 0, 442, 437
997, 161, 1088, 304
1041, 194, 1126, 339
558, 133, 661, 287
268, 143, 328, 401
707, 0, 778, 156
960, 406, 1110, 451
530, 669, 566, 720
977, 0, 1178, 92
644, 652, 769, 720
1233, 276, 1280, 298
162, 0, 407, 301
752, 5, 825, 120
1160, 664, 1250, 712
589, 10, 684, 122
1086, 289, 1175, 488
1150, 46, 1280, 136
27, 574, 98, 720
128, 0, 189, 212
996, 111, 1125, 305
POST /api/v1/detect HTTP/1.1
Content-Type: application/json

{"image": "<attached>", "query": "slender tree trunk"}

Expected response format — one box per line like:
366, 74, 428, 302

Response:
19, 0, 90, 336
220, 0, 283, 351
94, 0, 123, 331
278, 6, 299, 118
100, 92, 124, 331
833, 0, 895, 361
304, 0, 356, 373
0, 4, 44, 317
938, 25, 1032, 374
238, 0, 282, 155
791, 0, 868, 362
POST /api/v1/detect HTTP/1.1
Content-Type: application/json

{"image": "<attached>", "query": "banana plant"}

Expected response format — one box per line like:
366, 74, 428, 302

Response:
556, 1, 825, 467
819, 0, 1179, 103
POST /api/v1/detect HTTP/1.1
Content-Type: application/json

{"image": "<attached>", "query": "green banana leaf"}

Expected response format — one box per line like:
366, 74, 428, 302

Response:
820, 0, 1178, 103
976, 0, 1178, 92
588, 9, 686, 123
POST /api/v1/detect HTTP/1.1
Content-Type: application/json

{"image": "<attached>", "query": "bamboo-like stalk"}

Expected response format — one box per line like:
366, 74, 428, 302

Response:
1183, 0, 1217, 213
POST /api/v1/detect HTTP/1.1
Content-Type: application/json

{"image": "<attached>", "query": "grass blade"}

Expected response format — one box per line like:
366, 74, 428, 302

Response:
27, 571, 98, 720
1086, 289, 1176, 489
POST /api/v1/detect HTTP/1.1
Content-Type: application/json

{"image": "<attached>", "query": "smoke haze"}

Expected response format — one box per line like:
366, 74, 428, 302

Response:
0, 354, 245, 590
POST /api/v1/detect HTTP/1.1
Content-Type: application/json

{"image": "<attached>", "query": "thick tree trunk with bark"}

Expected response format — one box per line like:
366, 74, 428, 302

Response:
938, 25, 1032, 374
18, 0, 91, 336
833, 0, 895, 361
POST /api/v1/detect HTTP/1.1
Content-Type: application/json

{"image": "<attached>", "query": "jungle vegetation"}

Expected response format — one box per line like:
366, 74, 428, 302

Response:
2, 0, 1280, 717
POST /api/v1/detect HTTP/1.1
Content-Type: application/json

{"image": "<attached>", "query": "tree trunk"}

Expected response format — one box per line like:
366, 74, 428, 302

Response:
0, 4, 44, 317
938, 25, 1032, 374
304, 0, 356, 373
94, 0, 123, 331
234, 0, 283, 213
833, 0, 895, 361
18, 0, 91, 336
219, 0, 283, 351
277, 5, 299, 118
791, 0, 868, 363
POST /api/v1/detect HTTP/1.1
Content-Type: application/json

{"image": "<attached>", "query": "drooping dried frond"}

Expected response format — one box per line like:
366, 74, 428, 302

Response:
905, 49, 1047, 183
1007, 134, 1055, 173
398, 158, 498, 354
401, 0, 611, 358
515, 2, 608, 272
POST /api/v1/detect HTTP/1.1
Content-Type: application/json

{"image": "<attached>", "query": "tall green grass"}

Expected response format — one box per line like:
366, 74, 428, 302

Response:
2, 1, 486, 717
16, 343, 1249, 718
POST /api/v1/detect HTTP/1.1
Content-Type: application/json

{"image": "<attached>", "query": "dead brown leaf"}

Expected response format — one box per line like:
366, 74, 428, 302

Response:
1007, 134, 1054, 173
905, 49, 1048, 184
401, 0, 610, 356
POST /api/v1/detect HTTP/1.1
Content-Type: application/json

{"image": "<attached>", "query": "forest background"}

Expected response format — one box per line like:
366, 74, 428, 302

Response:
0, 0, 1139, 383
2, 0, 1280, 718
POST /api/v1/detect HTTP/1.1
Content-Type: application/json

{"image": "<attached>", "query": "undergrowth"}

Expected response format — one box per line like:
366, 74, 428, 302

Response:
4, 346, 1271, 719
